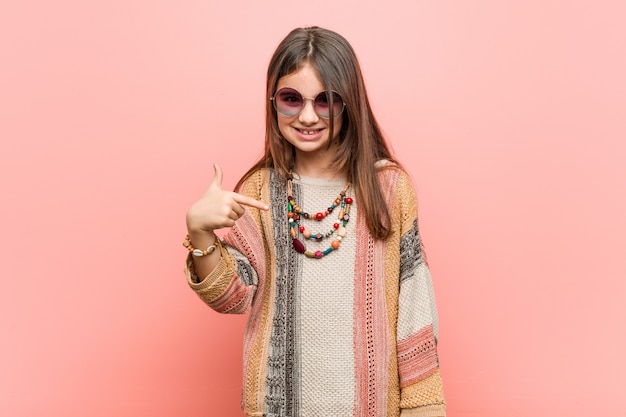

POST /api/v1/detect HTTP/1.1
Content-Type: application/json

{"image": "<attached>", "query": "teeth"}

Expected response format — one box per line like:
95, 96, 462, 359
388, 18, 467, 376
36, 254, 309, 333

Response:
301, 130, 317, 135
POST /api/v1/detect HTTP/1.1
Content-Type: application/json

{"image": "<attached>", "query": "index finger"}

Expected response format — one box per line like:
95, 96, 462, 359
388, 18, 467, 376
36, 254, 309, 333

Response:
233, 193, 270, 211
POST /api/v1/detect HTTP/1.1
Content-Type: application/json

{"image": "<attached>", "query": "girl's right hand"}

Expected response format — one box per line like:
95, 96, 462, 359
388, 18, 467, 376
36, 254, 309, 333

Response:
186, 163, 269, 234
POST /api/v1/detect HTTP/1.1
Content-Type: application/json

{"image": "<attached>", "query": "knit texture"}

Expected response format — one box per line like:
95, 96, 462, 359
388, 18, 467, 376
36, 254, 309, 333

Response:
294, 175, 358, 416
185, 163, 446, 417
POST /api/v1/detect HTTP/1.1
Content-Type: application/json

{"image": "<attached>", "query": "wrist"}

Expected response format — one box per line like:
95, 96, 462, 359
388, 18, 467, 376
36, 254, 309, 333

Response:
186, 226, 216, 239
185, 207, 213, 234
183, 232, 221, 257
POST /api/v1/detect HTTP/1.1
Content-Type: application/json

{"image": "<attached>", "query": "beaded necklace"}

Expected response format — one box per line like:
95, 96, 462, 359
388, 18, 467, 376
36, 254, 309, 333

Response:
287, 172, 353, 259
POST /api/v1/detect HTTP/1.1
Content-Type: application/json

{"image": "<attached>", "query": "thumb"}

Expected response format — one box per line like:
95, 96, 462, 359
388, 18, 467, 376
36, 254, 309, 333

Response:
210, 163, 224, 189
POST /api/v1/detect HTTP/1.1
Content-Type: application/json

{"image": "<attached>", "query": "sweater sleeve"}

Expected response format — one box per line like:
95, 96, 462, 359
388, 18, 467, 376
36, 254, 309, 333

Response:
184, 170, 268, 314
395, 173, 446, 416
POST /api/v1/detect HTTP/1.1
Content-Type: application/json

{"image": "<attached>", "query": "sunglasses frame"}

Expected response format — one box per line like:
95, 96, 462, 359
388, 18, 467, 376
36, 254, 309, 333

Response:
271, 87, 346, 119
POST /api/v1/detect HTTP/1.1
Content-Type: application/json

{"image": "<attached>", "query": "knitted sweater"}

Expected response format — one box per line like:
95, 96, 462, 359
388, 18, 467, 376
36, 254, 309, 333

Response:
186, 164, 446, 417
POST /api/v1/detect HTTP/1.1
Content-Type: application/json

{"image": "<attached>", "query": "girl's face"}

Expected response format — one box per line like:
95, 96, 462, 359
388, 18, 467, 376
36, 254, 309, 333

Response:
274, 62, 343, 169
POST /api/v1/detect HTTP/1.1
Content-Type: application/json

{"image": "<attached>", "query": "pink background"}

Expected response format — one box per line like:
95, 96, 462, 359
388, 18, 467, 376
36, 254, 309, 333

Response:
1, 1, 625, 416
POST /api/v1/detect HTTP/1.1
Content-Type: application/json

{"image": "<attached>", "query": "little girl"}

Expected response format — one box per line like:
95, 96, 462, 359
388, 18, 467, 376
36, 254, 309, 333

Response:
184, 26, 446, 417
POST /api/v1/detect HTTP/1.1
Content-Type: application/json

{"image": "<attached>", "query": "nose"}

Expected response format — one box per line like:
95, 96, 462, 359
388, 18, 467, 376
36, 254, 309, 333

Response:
298, 99, 319, 125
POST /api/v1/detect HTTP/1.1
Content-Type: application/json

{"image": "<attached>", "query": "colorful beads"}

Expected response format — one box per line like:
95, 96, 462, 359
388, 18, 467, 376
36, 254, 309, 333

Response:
293, 238, 306, 253
287, 173, 353, 259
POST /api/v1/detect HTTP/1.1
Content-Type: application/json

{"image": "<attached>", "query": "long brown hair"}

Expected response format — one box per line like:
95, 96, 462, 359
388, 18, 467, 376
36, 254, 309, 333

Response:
236, 26, 399, 240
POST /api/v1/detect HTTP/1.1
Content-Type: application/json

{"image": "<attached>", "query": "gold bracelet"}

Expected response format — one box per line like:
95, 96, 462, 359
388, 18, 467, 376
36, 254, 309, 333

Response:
183, 234, 221, 257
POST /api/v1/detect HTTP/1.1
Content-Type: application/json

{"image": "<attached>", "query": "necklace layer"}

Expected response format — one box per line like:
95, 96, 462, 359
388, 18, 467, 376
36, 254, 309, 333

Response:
287, 172, 353, 259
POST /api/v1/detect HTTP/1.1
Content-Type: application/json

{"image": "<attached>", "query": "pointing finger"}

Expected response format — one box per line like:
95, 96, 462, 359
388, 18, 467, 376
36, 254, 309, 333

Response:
233, 193, 270, 211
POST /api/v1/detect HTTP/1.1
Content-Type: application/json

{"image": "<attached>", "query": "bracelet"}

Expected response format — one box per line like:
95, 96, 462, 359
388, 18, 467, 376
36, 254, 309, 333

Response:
183, 234, 221, 257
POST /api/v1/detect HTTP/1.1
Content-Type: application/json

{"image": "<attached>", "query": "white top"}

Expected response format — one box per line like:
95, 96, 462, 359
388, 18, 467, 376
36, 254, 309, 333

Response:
293, 174, 358, 417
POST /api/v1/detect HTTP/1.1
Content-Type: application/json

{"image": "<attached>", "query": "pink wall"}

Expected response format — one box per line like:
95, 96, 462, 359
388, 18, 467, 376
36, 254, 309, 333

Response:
1, 1, 625, 416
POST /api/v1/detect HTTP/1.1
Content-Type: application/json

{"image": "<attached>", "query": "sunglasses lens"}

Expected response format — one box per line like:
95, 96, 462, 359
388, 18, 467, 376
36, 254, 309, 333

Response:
314, 91, 344, 118
274, 88, 303, 116
273, 88, 345, 118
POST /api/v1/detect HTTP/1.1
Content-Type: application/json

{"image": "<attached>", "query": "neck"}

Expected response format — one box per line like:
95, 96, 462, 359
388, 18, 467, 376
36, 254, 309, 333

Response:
293, 151, 345, 180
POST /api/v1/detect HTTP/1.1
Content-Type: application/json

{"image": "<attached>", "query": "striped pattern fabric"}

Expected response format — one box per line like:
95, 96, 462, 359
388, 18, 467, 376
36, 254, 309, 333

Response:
185, 163, 446, 417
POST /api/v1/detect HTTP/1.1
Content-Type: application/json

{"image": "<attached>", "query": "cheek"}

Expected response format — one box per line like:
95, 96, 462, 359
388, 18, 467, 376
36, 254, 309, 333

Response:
277, 116, 290, 137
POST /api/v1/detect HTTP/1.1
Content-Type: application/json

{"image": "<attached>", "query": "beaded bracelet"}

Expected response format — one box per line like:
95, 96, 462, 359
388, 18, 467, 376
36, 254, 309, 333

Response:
183, 234, 221, 257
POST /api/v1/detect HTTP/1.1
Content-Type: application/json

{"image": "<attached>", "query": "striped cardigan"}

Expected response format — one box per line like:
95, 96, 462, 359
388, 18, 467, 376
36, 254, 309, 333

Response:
186, 165, 445, 417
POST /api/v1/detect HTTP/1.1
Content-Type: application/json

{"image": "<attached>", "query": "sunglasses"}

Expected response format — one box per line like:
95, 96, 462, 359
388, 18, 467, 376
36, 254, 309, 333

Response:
271, 88, 346, 119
